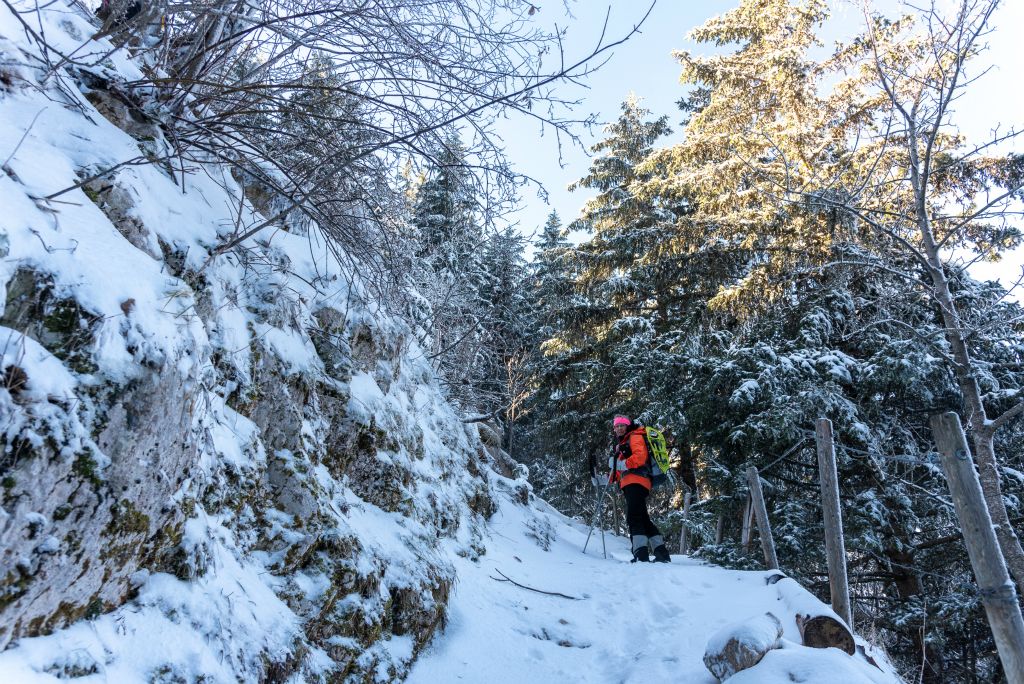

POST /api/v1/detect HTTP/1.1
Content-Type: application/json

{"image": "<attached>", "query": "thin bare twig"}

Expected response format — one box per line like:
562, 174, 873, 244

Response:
489, 569, 581, 600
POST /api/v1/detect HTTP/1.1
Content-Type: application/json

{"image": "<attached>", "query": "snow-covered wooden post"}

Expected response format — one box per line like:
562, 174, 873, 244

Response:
931, 412, 1024, 683
746, 466, 779, 570
814, 417, 852, 629
679, 490, 693, 554
740, 495, 753, 551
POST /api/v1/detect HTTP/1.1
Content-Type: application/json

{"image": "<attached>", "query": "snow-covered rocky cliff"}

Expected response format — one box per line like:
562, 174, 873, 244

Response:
0, 3, 522, 680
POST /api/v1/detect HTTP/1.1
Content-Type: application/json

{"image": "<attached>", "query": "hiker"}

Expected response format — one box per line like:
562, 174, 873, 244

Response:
610, 415, 671, 563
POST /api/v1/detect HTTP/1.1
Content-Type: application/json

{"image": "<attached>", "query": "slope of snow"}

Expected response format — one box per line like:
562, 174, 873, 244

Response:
0, 480, 905, 684
409, 496, 901, 684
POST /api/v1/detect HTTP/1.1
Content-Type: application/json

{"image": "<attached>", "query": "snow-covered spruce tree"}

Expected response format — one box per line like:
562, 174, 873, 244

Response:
529, 96, 732, 517
649, 0, 1024, 601
674, 253, 1024, 681
471, 226, 533, 452
411, 140, 480, 273
516, 211, 576, 503
532, 211, 573, 340
639, 0, 842, 313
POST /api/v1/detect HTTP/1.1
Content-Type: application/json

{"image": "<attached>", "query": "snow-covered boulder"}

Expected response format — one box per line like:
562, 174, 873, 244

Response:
727, 640, 892, 684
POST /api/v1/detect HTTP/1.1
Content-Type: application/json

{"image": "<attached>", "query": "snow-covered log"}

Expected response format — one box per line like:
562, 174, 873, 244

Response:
703, 611, 784, 681
767, 572, 855, 654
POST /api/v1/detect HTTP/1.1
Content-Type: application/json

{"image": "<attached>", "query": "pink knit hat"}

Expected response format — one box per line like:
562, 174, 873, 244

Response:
613, 415, 631, 427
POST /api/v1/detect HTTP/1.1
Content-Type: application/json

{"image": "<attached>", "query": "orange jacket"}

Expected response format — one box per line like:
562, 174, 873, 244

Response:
611, 427, 652, 490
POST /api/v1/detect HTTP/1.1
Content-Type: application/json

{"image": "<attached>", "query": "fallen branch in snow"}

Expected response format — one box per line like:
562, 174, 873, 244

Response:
490, 570, 580, 600
704, 612, 783, 681
767, 572, 855, 655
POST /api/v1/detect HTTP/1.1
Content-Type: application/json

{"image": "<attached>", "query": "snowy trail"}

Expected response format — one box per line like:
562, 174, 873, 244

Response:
408, 498, 896, 684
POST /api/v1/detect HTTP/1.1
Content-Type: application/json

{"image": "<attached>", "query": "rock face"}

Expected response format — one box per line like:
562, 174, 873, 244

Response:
0, 7, 517, 680
703, 612, 784, 681
0, 268, 201, 648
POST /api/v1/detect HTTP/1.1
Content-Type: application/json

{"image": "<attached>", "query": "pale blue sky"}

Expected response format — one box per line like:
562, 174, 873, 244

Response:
500, 0, 1024, 283
497, 0, 733, 242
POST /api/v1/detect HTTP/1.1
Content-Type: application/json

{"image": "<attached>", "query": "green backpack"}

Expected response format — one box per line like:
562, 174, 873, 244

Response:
642, 427, 672, 488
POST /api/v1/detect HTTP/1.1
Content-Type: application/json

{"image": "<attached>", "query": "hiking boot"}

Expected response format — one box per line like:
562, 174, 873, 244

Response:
631, 547, 650, 563
652, 545, 671, 563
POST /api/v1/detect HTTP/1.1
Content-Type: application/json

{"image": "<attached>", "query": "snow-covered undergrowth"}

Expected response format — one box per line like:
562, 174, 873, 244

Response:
0, 3, 518, 681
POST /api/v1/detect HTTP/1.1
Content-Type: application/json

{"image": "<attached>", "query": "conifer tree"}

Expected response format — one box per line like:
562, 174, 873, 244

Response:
640, 0, 846, 311
411, 139, 480, 274
649, 0, 1024, 595
545, 97, 674, 460
528, 97, 715, 512
532, 211, 572, 341
407, 139, 490, 410
517, 211, 577, 495
474, 227, 532, 450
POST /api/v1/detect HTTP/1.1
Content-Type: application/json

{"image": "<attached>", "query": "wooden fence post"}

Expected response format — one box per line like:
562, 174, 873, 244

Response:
746, 466, 779, 570
679, 491, 693, 554
814, 417, 853, 629
741, 495, 753, 551
931, 412, 1024, 683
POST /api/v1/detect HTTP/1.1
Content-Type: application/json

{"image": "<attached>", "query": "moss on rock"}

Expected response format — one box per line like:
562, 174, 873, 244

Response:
0, 268, 100, 375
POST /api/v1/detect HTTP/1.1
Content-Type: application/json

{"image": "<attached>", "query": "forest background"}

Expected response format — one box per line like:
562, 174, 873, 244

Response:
491, 2, 1024, 683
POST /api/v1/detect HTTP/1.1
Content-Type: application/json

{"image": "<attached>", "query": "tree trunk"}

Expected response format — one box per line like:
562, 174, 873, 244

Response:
503, 418, 514, 458
886, 546, 945, 683
767, 573, 855, 654
741, 495, 753, 551
679, 490, 693, 555
906, 119, 1024, 598
677, 441, 697, 492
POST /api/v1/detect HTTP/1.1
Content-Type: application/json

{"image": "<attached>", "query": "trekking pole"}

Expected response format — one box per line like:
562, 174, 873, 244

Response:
583, 472, 614, 557
582, 484, 607, 556
600, 488, 608, 559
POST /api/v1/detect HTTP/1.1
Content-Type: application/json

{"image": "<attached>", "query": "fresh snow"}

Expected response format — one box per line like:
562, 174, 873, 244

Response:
407, 498, 899, 684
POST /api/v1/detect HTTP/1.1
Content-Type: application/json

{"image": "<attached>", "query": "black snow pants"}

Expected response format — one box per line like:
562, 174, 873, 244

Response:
622, 484, 663, 555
